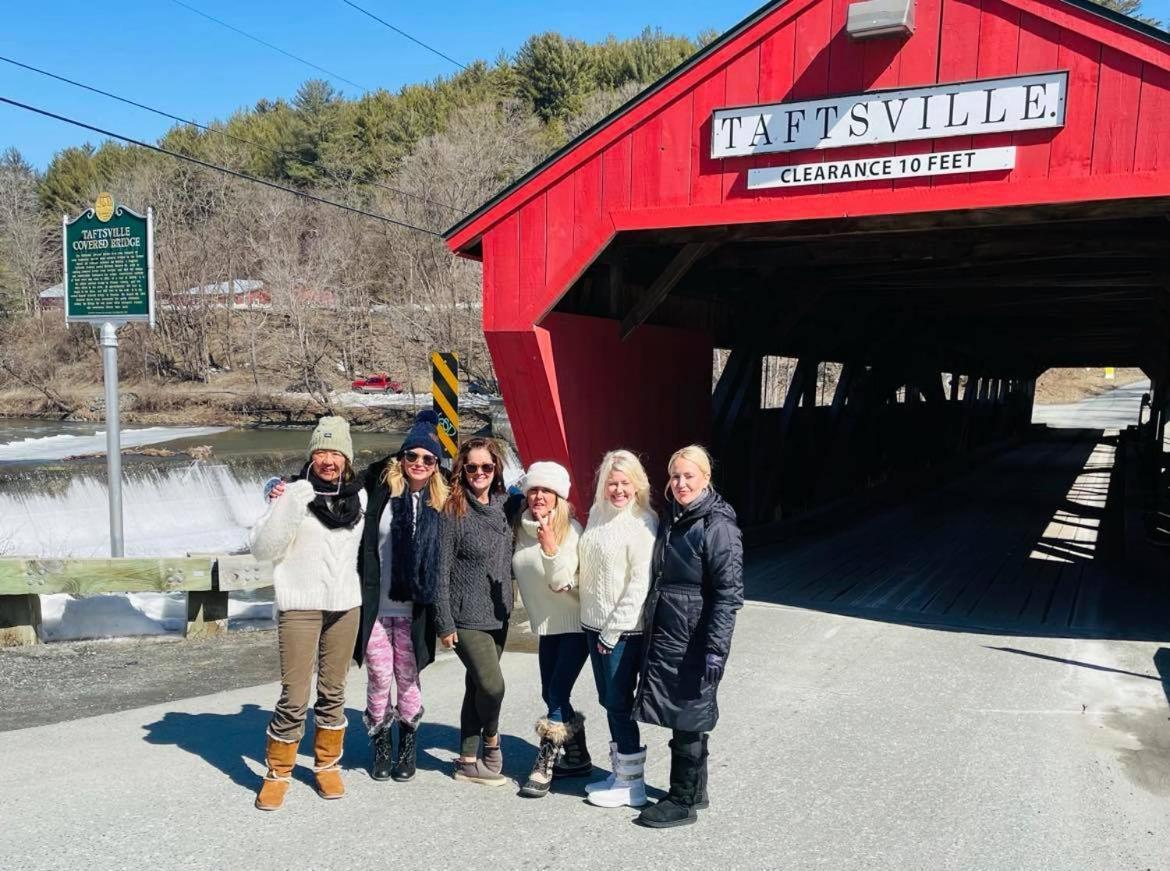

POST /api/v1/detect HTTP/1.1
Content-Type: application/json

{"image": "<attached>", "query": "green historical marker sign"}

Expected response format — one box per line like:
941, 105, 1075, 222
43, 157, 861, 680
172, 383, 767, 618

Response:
63, 193, 154, 325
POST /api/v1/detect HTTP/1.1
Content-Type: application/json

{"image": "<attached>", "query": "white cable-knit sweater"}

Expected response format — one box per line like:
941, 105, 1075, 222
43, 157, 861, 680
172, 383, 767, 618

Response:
512, 514, 583, 636
577, 501, 658, 649
249, 479, 365, 613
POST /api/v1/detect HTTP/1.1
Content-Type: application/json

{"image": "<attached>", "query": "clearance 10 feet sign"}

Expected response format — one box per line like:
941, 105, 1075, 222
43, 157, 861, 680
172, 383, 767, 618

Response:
710, 72, 1068, 189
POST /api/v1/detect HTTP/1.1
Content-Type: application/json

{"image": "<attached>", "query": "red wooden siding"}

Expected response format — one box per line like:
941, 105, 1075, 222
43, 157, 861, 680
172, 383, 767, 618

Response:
471, 0, 1170, 337
462, 0, 1170, 485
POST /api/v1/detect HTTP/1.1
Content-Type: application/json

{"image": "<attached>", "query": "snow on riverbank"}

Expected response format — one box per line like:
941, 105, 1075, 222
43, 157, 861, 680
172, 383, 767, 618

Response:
281, 390, 494, 410
0, 426, 229, 462
39, 592, 275, 642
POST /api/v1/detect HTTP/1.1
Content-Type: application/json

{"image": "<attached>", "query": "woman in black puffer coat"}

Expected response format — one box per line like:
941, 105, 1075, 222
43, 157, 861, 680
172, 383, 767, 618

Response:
634, 444, 743, 829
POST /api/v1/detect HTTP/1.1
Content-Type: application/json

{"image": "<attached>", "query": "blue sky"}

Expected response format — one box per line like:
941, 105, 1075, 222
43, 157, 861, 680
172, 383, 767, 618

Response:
2, 0, 1167, 169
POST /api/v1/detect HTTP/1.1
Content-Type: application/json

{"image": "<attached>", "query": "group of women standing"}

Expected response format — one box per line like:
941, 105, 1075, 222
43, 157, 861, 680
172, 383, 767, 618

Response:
248, 409, 744, 829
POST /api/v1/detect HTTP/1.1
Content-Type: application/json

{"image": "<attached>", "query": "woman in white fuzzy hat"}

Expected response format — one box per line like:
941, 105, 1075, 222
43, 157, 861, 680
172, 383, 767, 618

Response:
511, 460, 591, 798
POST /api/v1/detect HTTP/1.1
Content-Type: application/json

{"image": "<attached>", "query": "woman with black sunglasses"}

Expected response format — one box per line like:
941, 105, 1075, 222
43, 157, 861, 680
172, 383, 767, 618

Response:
353, 410, 448, 784
435, 436, 514, 786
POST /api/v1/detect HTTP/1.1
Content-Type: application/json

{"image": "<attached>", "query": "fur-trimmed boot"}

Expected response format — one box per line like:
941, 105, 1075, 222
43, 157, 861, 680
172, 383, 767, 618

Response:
553, 713, 592, 778
520, 718, 569, 798
636, 738, 702, 828
364, 711, 395, 782
313, 726, 347, 800
391, 707, 423, 783
585, 747, 647, 808
255, 735, 298, 811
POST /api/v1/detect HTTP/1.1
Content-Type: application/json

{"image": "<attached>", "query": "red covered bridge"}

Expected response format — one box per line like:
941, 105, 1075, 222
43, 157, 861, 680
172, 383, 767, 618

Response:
446, 0, 1170, 634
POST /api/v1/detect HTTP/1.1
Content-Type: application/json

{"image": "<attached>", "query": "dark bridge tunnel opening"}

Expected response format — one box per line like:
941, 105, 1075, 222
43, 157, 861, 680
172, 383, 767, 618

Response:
553, 198, 1170, 637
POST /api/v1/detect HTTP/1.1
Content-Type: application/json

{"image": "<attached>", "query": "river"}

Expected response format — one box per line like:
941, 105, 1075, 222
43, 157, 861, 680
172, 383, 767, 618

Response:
0, 419, 520, 641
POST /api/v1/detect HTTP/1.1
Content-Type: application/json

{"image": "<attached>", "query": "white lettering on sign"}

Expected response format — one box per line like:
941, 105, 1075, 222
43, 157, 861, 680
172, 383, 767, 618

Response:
746, 146, 1017, 189
711, 73, 1066, 158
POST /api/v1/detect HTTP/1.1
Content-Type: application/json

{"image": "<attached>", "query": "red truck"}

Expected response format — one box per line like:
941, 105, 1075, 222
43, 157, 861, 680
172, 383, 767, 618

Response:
350, 373, 403, 394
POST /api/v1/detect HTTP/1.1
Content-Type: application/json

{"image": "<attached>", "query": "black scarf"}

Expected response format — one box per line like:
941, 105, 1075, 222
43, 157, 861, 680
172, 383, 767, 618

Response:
291, 463, 363, 530
388, 488, 440, 603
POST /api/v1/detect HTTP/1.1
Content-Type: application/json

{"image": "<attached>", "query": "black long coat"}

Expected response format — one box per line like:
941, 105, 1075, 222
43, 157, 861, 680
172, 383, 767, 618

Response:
634, 489, 744, 733
353, 457, 439, 674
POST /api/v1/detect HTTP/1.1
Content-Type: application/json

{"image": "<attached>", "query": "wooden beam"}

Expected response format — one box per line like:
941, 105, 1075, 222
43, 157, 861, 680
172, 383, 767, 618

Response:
621, 242, 715, 338
0, 558, 213, 596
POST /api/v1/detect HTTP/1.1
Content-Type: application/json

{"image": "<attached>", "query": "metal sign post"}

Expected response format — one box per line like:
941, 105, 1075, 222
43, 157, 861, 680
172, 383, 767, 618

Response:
99, 322, 125, 556
63, 194, 154, 557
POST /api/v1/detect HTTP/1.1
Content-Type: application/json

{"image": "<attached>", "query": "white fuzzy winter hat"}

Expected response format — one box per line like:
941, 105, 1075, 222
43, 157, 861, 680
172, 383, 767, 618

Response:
521, 461, 571, 501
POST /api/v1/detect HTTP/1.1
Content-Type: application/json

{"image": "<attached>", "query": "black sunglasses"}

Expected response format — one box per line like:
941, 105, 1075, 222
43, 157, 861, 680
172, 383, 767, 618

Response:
463, 462, 496, 475
403, 450, 438, 467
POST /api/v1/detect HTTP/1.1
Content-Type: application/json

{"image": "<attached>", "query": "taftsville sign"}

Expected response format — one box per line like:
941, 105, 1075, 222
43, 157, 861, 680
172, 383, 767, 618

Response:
63, 195, 155, 326
711, 72, 1068, 158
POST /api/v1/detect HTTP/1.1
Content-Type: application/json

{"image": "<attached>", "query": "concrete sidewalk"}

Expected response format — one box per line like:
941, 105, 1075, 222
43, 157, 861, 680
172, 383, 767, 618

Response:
2, 603, 1169, 870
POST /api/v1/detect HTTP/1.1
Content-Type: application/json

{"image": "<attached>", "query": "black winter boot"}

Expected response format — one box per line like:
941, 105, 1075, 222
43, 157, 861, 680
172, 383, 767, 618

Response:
694, 734, 710, 810
366, 712, 394, 782
391, 707, 422, 782
636, 738, 702, 828
553, 713, 592, 778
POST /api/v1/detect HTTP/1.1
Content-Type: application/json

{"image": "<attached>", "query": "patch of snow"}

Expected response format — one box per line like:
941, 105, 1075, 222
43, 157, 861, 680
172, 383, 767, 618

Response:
38, 592, 275, 642
0, 426, 229, 462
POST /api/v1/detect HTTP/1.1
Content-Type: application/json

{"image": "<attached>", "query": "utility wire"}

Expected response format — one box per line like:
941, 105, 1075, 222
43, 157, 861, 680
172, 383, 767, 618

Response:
168, 0, 369, 92
0, 96, 442, 237
339, 1, 468, 70
0, 53, 464, 216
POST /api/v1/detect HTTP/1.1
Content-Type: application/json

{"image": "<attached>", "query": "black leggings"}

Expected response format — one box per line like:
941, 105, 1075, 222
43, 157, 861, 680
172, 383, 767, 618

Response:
453, 625, 508, 757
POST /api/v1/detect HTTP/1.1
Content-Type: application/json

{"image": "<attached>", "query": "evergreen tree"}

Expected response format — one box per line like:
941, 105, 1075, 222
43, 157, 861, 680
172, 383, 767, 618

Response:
514, 33, 596, 122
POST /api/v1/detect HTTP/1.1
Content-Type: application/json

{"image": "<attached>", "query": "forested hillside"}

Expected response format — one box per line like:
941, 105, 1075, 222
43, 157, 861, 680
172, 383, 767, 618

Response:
0, 29, 710, 423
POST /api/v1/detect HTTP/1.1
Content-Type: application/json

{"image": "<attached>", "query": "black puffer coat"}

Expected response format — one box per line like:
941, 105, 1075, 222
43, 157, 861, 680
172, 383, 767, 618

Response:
353, 457, 439, 674
634, 489, 743, 733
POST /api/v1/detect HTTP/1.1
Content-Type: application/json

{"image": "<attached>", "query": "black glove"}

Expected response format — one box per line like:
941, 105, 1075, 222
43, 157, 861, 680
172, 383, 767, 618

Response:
705, 653, 725, 683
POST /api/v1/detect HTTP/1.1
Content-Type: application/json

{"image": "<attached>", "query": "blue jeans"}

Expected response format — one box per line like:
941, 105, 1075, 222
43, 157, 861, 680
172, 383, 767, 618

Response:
584, 629, 643, 754
537, 632, 589, 723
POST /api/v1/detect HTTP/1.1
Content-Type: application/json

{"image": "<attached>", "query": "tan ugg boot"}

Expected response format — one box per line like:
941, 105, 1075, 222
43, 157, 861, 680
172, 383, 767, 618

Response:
255, 736, 298, 811
313, 726, 346, 800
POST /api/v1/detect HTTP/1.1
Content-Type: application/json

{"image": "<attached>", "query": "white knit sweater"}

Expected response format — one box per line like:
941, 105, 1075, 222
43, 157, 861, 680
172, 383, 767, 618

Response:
249, 479, 365, 613
577, 502, 658, 649
512, 514, 583, 637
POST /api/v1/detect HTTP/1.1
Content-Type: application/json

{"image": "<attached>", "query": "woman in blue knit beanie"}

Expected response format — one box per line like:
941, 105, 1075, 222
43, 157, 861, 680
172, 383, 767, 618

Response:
354, 410, 449, 783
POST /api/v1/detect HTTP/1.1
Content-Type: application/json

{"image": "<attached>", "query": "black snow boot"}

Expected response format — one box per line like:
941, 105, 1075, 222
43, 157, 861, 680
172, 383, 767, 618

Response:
636, 738, 702, 829
694, 734, 709, 810
366, 712, 394, 782
391, 707, 422, 782
553, 713, 592, 778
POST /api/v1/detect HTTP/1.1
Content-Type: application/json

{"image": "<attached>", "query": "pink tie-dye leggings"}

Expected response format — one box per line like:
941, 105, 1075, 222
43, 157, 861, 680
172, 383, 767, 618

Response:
364, 616, 422, 724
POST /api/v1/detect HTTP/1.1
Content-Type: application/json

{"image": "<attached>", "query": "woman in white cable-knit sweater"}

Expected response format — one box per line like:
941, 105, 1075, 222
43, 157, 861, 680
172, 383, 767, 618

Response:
577, 449, 658, 810
248, 416, 366, 812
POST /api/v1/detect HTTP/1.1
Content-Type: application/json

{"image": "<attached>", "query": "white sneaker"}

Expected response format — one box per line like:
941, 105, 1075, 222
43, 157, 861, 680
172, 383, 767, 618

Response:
586, 747, 648, 808
584, 742, 618, 795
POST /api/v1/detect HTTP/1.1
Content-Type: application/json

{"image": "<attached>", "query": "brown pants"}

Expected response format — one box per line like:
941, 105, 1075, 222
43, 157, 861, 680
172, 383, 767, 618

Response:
268, 608, 360, 743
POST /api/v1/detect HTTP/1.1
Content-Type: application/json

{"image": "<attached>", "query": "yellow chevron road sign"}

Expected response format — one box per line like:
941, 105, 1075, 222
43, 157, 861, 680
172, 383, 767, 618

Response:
431, 352, 459, 459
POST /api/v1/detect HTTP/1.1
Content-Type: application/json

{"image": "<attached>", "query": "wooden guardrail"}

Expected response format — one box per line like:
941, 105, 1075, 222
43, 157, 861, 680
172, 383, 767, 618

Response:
0, 554, 273, 647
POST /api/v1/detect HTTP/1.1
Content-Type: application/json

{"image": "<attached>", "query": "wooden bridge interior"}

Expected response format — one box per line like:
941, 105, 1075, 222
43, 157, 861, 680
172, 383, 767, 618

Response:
554, 198, 1170, 638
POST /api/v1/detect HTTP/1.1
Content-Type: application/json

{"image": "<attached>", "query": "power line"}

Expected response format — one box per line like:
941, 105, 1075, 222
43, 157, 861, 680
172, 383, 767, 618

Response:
168, 0, 369, 92
339, 1, 468, 70
0, 95, 442, 237
0, 53, 465, 217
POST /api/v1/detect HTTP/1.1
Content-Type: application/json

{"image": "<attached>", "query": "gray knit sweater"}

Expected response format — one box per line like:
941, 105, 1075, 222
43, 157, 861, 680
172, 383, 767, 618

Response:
434, 491, 514, 636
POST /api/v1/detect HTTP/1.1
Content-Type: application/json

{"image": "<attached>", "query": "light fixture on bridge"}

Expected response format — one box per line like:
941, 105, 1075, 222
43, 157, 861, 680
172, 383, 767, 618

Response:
846, 0, 915, 39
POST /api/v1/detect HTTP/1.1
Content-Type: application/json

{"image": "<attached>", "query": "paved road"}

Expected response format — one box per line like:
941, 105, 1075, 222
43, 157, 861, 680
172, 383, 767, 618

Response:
3, 604, 1169, 870
1032, 379, 1149, 430
5, 381, 1170, 870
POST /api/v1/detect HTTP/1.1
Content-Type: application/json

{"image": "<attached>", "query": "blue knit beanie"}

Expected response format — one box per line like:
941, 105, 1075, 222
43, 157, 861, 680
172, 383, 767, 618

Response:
400, 409, 443, 459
